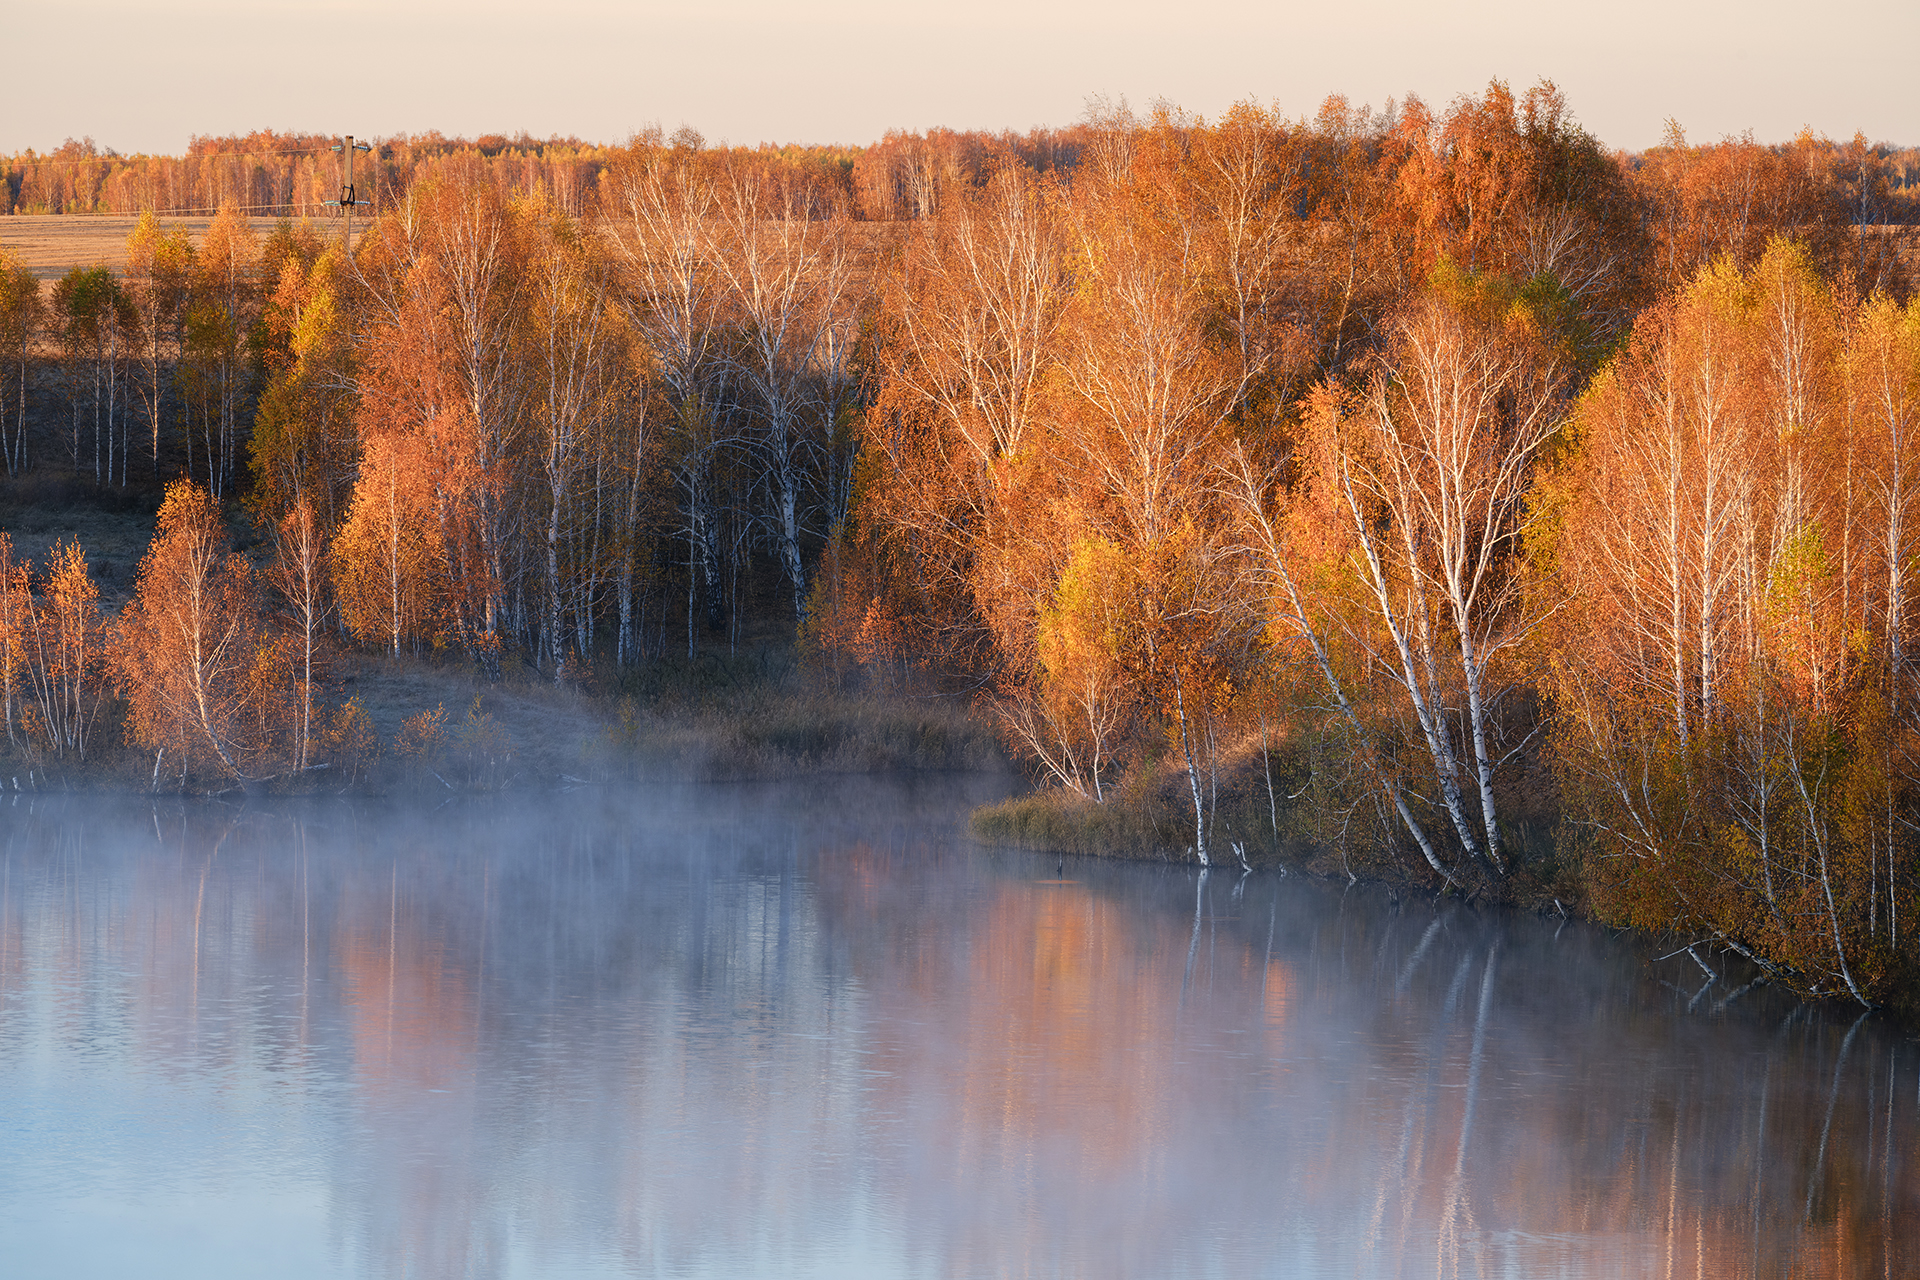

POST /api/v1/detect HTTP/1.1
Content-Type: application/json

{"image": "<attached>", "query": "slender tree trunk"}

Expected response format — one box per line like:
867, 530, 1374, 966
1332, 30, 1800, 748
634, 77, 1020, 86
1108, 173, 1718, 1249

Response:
1171, 666, 1209, 867
1261, 712, 1279, 851
546, 488, 563, 679
1457, 634, 1506, 873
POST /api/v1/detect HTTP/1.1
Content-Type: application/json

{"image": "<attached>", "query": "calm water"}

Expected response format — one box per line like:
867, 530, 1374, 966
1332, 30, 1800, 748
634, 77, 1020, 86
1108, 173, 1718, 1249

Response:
0, 777, 1913, 1279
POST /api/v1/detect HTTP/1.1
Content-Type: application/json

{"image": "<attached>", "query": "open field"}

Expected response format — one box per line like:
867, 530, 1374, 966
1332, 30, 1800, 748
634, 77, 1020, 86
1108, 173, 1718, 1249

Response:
0, 214, 362, 280
0, 213, 888, 285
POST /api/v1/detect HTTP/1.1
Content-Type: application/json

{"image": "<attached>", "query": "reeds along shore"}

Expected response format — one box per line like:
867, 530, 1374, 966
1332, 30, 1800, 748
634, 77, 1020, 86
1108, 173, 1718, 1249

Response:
1, 82, 1919, 1005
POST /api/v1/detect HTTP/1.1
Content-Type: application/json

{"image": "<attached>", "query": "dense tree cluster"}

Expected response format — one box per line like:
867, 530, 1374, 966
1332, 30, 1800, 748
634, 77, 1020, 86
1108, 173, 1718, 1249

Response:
827, 86, 1920, 1007
1, 82, 1918, 1002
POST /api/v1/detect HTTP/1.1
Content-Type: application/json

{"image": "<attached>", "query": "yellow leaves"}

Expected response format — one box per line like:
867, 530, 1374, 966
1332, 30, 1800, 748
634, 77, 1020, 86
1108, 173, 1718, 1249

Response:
41, 539, 98, 616
851, 595, 902, 670
396, 705, 448, 759
1751, 236, 1827, 305
331, 432, 442, 655
152, 477, 220, 556
390, 696, 513, 788
1763, 521, 1832, 619
196, 200, 260, 296
1542, 230, 1920, 999
1849, 291, 1920, 396
323, 697, 380, 783
1682, 250, 1764, 324
1037, 535, 1136, 690
287, 274, 342, 372
9, 538, 104, 761
123, 209, 163, 277
115, 480, 267, 779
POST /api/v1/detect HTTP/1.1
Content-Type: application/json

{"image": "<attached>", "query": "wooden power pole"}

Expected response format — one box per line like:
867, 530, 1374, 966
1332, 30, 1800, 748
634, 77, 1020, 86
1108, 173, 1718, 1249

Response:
326, 135, 372, 252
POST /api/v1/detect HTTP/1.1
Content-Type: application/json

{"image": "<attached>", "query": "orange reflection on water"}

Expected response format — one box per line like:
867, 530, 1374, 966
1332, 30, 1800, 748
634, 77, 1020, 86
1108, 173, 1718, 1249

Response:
821, 851, 1294, 1174
334, 865, 476, 1095
330, 854, 490, 1280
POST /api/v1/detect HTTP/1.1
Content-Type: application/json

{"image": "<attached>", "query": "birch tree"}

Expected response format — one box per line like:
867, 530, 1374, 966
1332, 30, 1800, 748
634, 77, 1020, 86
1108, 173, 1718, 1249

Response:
270, 498, 329, 772
529, 209, 616, 675
1324, 274, 1569, 873
20, 541, 104, 764
606, 139, 732, 643
114, 481, 261, 782
0, 251, 40, 475
708, 157, 858, 620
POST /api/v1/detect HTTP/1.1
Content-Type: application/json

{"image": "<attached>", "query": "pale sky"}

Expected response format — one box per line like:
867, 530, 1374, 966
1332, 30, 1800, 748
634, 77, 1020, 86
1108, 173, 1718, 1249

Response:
9, 0, 1917, 156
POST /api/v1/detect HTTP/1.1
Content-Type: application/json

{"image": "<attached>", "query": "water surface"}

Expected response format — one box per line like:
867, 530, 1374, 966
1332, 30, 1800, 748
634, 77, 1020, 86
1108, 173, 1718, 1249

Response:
0, 778, 1912, 1278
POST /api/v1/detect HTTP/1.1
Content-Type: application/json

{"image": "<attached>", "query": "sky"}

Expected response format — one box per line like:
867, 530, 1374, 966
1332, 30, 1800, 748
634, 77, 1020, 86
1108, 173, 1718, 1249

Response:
8, 0, 1918, 156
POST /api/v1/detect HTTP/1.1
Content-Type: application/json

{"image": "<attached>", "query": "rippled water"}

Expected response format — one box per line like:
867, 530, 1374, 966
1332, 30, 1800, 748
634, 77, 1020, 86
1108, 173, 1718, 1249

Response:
0, 777, 1912, 1278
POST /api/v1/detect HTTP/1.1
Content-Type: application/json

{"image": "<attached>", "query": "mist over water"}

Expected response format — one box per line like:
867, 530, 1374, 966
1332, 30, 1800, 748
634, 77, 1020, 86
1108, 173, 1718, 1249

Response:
0, 777, 1912, 1278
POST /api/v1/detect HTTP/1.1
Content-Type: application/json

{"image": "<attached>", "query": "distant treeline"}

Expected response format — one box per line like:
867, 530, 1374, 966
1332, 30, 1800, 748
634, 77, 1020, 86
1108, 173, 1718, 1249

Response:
6, 101, 1920, 225
3, 82, 1920, 1009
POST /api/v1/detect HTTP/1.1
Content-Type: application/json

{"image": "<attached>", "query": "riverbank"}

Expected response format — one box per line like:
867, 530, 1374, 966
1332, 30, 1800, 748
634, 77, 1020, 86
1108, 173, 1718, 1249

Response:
968, 752, 1920, 1019
0, 642, 1007, 797
969, 736, 1573, 897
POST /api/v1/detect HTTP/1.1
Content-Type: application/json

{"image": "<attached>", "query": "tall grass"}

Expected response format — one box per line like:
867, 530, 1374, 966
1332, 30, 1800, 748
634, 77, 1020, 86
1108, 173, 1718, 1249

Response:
605, 647, 1003, 780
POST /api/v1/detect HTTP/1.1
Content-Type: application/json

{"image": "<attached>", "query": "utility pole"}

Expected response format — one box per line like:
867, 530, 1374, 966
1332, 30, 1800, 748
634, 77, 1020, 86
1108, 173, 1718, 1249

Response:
324, 135, 372, 254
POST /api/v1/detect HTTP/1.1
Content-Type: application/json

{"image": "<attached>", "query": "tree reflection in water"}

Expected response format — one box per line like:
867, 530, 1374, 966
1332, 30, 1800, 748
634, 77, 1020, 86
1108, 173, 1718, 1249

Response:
0, 779, 1911, 1278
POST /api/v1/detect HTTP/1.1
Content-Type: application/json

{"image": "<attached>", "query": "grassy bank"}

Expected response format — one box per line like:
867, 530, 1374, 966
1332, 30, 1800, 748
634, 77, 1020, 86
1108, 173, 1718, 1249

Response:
604, 648, 1006, 781
0, 640, 1007, 796
968, 724, 1577, 910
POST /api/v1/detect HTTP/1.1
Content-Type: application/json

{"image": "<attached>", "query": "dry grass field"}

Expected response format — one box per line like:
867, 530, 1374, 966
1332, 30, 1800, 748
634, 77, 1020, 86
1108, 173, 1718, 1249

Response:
0, 214, 361, 280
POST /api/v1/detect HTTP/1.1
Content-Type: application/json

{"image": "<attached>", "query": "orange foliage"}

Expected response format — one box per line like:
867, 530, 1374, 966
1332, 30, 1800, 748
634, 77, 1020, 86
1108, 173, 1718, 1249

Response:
1546, 242, 1920, 1003
7, 91, 1920, 968
331, 430, 442, 656
113, 480, 266, 780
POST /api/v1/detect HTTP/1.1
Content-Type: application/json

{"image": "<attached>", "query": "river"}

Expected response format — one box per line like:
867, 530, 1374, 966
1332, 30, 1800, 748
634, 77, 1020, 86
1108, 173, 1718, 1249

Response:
0, 776, 1911, 1278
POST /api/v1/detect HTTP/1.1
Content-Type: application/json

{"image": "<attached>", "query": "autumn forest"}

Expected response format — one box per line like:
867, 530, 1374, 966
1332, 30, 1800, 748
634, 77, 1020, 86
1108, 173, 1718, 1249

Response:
4, 82, 1920, 1007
